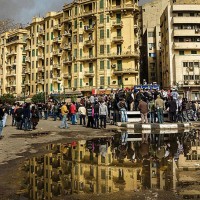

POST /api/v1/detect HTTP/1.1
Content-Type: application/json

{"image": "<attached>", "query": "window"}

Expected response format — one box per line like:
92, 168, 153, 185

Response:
100, 14, 104, 23
74, 49, 77, 58
107, 29, 110, 38
32, 49, 35, 57
46, 33, 49, 41
100, 45, 104, 54
107, 60, 110, 69
32, 73, 34, 80
107, 45, 110, 53
74, 64, 77, 72
116, 13, 121, 23
149, 53, 156, 57
73, 35, 77, 44
36, 61, 38, 68
191, 50, 197, 54
183, 62, 188, 67
194, 62, 199, 67
75, 6, 78, 15
100, 0, 104, 9
117, 60, 122, 70
179, 50, 184, 55
178, 13, 183, 17
46, 20, 49, 29
79, 34, 83, 42
80, 48, 82, 58
107, 15, 109, 23
117, 29, 121, 37
51, 32, 53, 40
100, 29, 104, 39
80, 63, 82, 72
46, 45, 49, 53
46, 71, 48, 79
80, 21, 82, 28
46, 58, 48, 66
74, 20, 77, 29
100, 76, 104, 85
51, 20, 54, 27
36, 49, 38, 56
100, 60, 104, 70
190, 13, 194, 17
32, 61, 34, 68
74, 78, 77, 88
107, 77, 110, 85
195, 75, 200, 80
80, 79, 83, 87
148, 32, 155, 37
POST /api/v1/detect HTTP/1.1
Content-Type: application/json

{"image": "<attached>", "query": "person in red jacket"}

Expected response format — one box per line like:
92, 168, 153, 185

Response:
70, 102, 76, 125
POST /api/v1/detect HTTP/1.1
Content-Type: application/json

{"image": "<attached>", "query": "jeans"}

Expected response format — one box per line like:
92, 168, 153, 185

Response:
87, 116, 94, 127
182, 110, 190, 122
44, 111, 48, 120
60, 115, 69, 129
169, 111, 176, 122
71, 114, 76, 125
120, 108, 128, 122
53, 112, 59, 121
149, 112, 155, 123
100, 115, 106, 128
94, 113, 99, 128
2, 114, 8, 127
0, 120, 3, 137
23, 118, 31, 130
157, 108, 164, 123
80, 115, 86, 125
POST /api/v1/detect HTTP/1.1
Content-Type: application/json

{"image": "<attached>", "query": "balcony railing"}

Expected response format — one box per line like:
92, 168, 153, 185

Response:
84, 25, 94, 32
63, 31, 72, 37
38, 66, 45, 72
84, 40, 95, 46
112, 36, 124, 43
38, 29, 45, 35
53, 36, 62, 43
53, 24, 62, 30
53, 64, 61, 69
107, 51, 138, 58
84, 71, 95, 77
37, 79, 44, 84
38, 42, 45, 48
107, 4, 139, 12
6, 51, 17, 57
112, 21, 123, 27
24, 80, 30, 85
37, 54, 44, 60
63, 44, 72, 51
63, 73, 72, 79
113, 68, 139, 75
53, 50, 62, 56
25, 57, 31, 62
63, 58, 72, 64
6, 71, 16, 76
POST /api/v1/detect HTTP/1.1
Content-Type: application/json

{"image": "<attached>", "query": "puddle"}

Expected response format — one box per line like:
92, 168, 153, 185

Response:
20, 129, 200, 199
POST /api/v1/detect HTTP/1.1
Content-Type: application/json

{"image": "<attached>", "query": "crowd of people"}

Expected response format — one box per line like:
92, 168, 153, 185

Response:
0, 87, 199, 139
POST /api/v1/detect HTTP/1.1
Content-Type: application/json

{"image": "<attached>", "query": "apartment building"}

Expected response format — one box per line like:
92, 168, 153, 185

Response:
0, 29, 27, 97
25, 11, 63, 96
161, 0, 200, 100
62, 0, 140, 93
140, 0, 169, 85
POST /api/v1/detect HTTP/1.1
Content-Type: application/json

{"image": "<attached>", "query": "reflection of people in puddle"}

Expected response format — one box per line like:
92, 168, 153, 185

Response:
139, 133, 149, 159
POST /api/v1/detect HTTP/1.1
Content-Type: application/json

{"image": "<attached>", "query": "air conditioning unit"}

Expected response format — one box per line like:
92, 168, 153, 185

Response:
189, 66, 194, 71
149, 47, 152, 50
195, 80, 200, 85
184, 80, 189, 85
195, 29, 199, 33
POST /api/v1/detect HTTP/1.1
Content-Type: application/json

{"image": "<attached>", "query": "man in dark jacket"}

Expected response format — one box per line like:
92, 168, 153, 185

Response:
94, 101, 99, 128
0, 103, 5, 138
168, 97, 177, 122
138, 99, 148, 124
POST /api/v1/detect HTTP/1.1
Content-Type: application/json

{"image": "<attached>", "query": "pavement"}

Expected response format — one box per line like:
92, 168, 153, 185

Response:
0, 116, 117, 165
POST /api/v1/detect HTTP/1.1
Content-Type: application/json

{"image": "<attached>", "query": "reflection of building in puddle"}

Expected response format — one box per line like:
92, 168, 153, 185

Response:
24, 138, 142, 200
23, 130, 200, 199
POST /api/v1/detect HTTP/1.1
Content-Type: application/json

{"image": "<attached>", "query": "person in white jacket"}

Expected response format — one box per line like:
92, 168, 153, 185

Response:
99, 101, 108, 129
78, 104, 86, 126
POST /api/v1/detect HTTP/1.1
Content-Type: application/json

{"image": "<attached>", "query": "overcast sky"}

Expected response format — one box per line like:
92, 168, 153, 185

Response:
0, 0, 150, 24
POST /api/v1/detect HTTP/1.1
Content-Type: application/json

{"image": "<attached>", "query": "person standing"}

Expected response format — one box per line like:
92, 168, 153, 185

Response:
94, 101, 100, 128
70, 102, 77, 125
60, 102, 69, 129
138, 99, 148, 124
148, 97, 155, 123
155, 95, 165, 123
99, 101, 108, 129
22, 103, 31, 131
168, 97, 177, 123
86, 103, 94, 128
0, 103, 5, 139
78, 104, 86, 126
31, 106, 40, 129
117, 98, 128, 122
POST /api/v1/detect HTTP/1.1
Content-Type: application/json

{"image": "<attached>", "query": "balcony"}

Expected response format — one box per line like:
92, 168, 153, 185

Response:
53, 76, 62, 83
107, 51, 139, 59
63, 31, 71, 37
6, 39, 26, 46
112, 36, 124, 43
173, 42, 200, 49
38, 29, 45, 35
80, 55, 96, 61
6, 71, 16, 77
24, 80, 30, 85
84, 71, 95, 77
53, 24, 62, 31
6, 51, 17, 57
53, 36, 61, 43
173, 29, 200, 37
37, 79, 44, 84
84, 39, 95, 47
80, 9, 96, 17
53, 64, 61, 69
112, 21, 123, 28
38, 66, 44, 72
53, 50, 62, 56
63, 73, 72, 79
37, 54, 44, 60
38, 42, 45, 48
25, 46, 31, 51
63, 58, 72, 64
173, 16, 200, 24
7, 82, 16, 87
113, 68, 139, 75
84, 25, 94, 32
107, 4, 139, 12
25, 57, 31, 62
63, 16, 72, 23
63, 44, 72, 51
25, 69, 31, 74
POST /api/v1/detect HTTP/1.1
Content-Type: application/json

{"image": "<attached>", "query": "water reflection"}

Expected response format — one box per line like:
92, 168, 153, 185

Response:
22, 129, 200, 199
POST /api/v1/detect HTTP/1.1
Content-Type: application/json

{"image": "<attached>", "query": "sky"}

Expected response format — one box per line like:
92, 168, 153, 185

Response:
0, 0, 150, 25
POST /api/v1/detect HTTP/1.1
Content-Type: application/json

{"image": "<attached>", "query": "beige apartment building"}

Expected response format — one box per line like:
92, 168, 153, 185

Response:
161, 0, 200, 100
140, 0, 169, 85
62, 0, 140, 94
0, 29, 27, 97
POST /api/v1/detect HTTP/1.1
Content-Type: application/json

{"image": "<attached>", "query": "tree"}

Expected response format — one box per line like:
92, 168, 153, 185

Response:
0, 94, 16, 105
31, 93, 45, 104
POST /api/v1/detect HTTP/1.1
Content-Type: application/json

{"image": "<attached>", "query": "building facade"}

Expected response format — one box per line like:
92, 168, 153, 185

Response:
161, 1, 200, 100
0, 29, 27, 97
